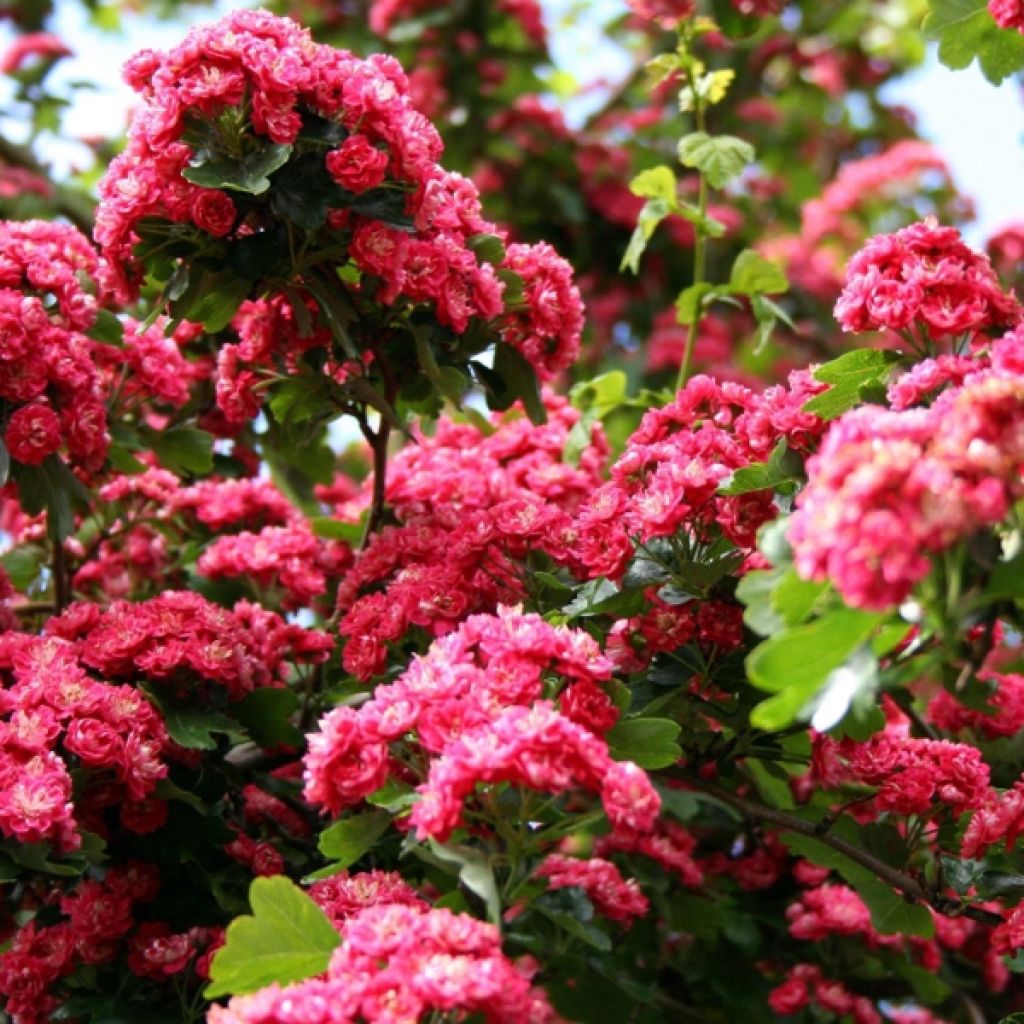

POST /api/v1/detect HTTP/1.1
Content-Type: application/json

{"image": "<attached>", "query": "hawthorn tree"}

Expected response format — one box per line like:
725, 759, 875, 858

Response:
1, 1, 1024, 1024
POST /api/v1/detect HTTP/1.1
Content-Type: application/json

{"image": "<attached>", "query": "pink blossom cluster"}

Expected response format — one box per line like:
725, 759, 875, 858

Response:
332, 393, 608, 679
802, 143, 950, 246
536, 853, 650, 923
960, 780, 1024, 859
834, 219, 1019, 338
811, 732, 991, 816
928, 670, 1024, 738
0, 31, 70, 74
0, 634, 169, 850
571, 370, 826, 579
96, 10, 582, 380
790, 349, 1024, 609
990, 0, 1024, 32
768, 963, 880, 1023
208, 901, 555, 1024
0, 220, 110, 471
304, 606, 661, 841
309, 870, 427, 928
50, 591, 331, 702
0, 863, 161, 1024
596, 819, 704, 887
197, 523, 352, 610
369, 0, 545, 46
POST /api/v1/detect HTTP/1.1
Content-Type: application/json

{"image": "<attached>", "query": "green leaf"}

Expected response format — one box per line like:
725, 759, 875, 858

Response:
629, 166, 678, 204
677, 132, 754, 189
0, 544, 44, 591
728, 250, 787, 296
143, 689, 241, 751
428, 841, 501, 925
925, 0, 1024, 83
621, 198, 671, 273
308, 517, 363, 544
87, 309, 124, 347
268, 377, 328, 429
491, 343, 546, 425
467, 233, 506, 266
719, 440, 802, 496
147, 427, 215, 476
184, 143, 293, 195
606, 717, 682, 770
802, 349, 903, 421
746, 608, 886, 730
174, 269, 250, 333
675, 282, 716, 326
317, 811, 391, 870
562, 578, 645, 619
232, 689, 302, 748
205, 876, 340, 999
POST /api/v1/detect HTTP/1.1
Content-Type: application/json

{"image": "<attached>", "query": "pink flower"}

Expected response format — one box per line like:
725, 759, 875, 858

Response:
327, 135, 390, 193
990, 0, 1024, 32
5, 402, 61, 464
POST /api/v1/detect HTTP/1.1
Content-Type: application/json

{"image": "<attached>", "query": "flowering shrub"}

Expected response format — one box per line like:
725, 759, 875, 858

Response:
3, 2, 1024, 1024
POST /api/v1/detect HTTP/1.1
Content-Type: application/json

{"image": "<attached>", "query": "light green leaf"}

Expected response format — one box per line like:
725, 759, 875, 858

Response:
925, 0, 1024, 83
802, 349, 903, 421
728, 250, 788, 296
428, 841, 501, 925
621, 198, 671, 273
677, 132, 754, 189
317, 811, 392, 870
629, 166, 678, 205
205, 876, 341, 998
747, 608, 886, 730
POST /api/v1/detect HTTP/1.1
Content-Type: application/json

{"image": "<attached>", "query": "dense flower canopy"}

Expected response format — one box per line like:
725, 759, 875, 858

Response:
1, 1, 1024, 1023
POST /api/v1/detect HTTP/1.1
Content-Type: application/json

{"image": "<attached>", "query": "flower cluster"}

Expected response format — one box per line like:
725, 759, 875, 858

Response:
209, 901, 555, 1024
811, 732, 991, 816
332, 392, 608, 679
0, 634, 169, 849
768, 964, 881, 1023
95, 9, 581, 381
571, 369, 826, 579
790, 349, 1024, 609
196, 523, 352, 610
53, 591, 332, 702
990, 0, 1024, 32
305, 606, 660, 841
535, 853, 649, 924
0, 220, 109, 471
835, 218, 1019, 338
0, 863, 162, 1024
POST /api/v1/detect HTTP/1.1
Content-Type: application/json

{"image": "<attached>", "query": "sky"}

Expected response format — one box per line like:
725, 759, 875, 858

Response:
1, 0, 1022, 244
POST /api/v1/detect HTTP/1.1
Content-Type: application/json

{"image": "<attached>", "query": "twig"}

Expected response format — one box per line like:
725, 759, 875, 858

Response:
682, 775, 1004, 927
51, 539, 70, 614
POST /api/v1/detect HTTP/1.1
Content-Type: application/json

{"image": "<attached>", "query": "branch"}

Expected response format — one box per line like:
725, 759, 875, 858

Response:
685, 776, 1004, 927
0, 135, 95, 236
51, 539, 70, 614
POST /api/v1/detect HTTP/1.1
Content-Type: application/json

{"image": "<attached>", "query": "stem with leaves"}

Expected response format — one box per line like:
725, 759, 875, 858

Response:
678, 96, 709, 394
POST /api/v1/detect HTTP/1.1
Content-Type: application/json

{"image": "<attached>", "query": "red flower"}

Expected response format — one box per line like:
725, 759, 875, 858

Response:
5, 403, 61, 465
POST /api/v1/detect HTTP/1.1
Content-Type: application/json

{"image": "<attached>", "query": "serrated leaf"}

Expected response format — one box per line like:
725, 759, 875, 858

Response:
629, 166, 678, 204
143, 689, 241, 750
317, 811, 391, 869
675, 282, 716, 326
802, 349, 902, 421
621, 198, 672, 274
677, 132, 754, 189
728, 249, 787, 296
205, 876, 340, 998
467, 233, 506, 265
925, 0, 1024, 83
